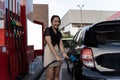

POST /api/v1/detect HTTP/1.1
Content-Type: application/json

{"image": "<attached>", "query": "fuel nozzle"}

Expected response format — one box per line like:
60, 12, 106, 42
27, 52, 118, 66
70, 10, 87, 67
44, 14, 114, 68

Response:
70, 55, 78, 62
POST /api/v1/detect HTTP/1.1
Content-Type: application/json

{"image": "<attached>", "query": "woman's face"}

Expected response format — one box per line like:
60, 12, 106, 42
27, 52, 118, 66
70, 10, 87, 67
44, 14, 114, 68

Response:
51, 17, 61, 29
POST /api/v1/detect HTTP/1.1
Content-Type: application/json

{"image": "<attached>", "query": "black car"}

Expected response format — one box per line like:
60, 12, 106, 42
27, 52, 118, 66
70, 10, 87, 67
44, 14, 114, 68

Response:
67, 20, 120, 80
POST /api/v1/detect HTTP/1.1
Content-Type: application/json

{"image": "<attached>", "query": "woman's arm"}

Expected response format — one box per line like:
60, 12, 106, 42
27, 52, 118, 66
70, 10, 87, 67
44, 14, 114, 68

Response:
45, 36, 61, 61
59, 39, 69, 59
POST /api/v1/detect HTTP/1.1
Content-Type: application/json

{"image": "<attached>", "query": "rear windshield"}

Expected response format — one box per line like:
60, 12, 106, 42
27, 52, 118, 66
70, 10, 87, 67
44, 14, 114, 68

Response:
96, 30, 120, 43
84, 25, 120, 46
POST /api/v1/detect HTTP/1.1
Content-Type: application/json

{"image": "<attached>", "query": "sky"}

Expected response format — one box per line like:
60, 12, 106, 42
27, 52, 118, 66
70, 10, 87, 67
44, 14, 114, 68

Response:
33, 0, 120, 19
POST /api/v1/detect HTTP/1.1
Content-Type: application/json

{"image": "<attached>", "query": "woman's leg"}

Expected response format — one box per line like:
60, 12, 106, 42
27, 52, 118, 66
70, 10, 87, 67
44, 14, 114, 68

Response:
46, 67, 54, 80
54, 66, 61, 80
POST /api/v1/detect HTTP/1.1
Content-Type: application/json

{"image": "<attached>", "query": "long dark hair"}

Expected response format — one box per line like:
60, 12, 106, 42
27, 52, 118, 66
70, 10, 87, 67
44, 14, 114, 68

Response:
51, 15, 61, 25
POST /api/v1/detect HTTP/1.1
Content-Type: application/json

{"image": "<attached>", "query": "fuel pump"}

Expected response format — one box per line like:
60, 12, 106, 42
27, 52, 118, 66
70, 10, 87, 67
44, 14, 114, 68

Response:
0, 0, 34, 80
10, 17, 19, 79
15, 20, 22, 75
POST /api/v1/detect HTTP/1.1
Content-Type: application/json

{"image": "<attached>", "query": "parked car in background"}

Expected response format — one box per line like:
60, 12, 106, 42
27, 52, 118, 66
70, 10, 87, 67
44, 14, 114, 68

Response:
67, 20, 120, 80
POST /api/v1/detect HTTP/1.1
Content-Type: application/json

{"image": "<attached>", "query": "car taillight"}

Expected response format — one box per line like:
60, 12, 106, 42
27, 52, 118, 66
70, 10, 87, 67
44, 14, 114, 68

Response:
81, 47, 95, 68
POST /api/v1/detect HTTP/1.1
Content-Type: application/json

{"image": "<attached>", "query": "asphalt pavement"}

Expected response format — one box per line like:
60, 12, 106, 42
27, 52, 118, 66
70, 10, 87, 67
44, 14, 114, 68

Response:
39, 62, 73, 80
22, 56, 73, 80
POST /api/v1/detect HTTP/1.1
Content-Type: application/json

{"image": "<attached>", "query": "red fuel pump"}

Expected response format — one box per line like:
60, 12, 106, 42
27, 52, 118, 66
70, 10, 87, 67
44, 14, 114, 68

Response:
0, 0, 44, 80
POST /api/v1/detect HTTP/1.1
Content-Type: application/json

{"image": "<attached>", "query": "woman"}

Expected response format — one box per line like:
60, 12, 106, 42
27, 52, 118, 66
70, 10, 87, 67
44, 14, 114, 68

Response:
44, 15, 69, 80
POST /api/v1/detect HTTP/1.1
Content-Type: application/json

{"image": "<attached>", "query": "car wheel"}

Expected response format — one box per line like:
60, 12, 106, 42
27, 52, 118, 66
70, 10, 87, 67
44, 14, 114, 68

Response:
72, 67, 75, 80
72, 61, 82, 80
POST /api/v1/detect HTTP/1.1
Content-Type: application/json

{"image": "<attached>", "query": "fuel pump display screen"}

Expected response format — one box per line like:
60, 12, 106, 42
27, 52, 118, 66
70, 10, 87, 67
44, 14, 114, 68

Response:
0, 20, 4, 45
27, 19, 43, 50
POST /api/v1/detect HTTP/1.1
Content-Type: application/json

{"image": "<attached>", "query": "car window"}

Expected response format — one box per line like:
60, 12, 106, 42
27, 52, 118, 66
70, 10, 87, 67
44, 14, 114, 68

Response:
96, 30, 120, 43
85, 25, 120, 46
73, 30, 80, 42
77, 29, 87, 45
76, 30, 82, 42
71, 28, 88, 48
71, 29, 81, 47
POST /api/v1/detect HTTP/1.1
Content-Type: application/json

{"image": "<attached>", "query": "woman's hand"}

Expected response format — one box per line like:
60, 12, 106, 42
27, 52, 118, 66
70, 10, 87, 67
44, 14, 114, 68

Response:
63, 52, 69, 59
56, 55, 62, 61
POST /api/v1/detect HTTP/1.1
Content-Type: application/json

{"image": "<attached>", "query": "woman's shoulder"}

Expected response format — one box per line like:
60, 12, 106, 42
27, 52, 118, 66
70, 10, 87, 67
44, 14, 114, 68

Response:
45, 27, 52, 32
44, 27, 51, 36
45, 27, 50, 30
45, 27, 52, 31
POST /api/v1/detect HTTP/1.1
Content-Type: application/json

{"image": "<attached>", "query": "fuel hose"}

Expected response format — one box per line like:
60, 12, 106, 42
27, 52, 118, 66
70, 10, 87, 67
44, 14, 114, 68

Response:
33, 59, 70, 80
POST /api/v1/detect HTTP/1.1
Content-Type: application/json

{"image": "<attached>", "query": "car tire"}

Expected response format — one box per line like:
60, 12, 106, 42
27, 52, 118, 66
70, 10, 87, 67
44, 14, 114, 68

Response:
72, 67, 76, 80
72, 61, 82, 80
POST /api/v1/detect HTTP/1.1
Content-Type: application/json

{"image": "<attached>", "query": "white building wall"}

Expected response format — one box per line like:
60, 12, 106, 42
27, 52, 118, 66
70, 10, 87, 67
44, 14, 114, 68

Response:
69, 10, 116, 24
64, 24, 79, 36
70, 24, 80, 36
60, 11, 71, 29
63, 24, 71, 32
